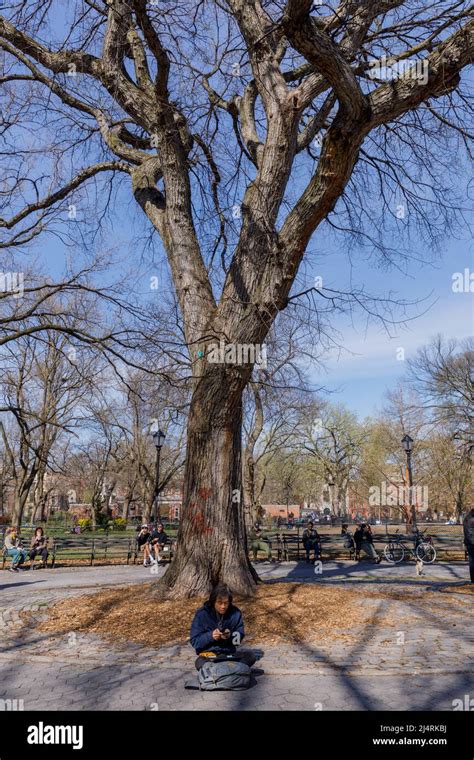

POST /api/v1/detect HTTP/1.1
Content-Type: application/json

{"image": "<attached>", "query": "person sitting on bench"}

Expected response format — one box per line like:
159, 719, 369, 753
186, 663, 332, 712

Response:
149, 523, 168, 563
136, 524, 152, 566
4, 527, 27, 572
249, 522, 272, 562
354, 523, 382, 563
341, 523, 357, 557
29, 526, 49, 568
190, 583, 257, 670
302, 521, 321, 563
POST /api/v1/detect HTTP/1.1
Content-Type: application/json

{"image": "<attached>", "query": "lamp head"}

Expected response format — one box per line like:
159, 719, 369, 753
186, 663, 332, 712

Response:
152, 429, 166, 448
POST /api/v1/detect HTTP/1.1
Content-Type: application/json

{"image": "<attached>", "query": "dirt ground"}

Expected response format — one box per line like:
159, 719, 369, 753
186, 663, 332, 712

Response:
36, 581, 473, 650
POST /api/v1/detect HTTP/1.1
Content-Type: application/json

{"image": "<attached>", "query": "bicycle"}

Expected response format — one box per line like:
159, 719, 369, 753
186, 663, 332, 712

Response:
383, 529, 436, 564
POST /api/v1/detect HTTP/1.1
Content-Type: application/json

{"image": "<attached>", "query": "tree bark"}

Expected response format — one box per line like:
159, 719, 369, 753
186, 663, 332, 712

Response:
242, 452, 257, 529
122, 494, 132, 521
157, 367, 259, 598
404, 505, 412, 534
11, 488, 29, 529
143, 498, 152, 524
32, 469, 47, 523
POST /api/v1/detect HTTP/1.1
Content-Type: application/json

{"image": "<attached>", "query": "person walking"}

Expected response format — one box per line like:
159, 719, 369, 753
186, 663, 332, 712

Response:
463, 508, 474, 583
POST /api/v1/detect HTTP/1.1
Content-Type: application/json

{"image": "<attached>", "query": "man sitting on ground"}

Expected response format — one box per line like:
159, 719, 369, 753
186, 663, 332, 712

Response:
302, 521, 321, 563
190, 583, 257, 670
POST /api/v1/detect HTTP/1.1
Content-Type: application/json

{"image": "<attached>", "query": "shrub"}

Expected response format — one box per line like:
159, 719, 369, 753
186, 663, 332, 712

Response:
78, 518, 91, 531
112, 518, 127, 531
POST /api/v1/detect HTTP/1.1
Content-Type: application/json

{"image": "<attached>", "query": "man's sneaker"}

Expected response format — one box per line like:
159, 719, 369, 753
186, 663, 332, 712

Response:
9, 566, 19, 573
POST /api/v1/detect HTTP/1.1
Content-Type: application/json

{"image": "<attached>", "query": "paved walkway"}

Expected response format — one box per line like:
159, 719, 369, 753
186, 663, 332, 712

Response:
0, 562, 473, 711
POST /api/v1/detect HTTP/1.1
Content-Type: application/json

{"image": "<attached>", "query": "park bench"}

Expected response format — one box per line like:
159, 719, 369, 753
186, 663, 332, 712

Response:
50, 536, 134, 567
416, 532, 466, 561
275, 532, 356, 561
131, 537, 175, 565
1, 525, 467, 568
356, 531, 466, 561
273, 530, 467, 562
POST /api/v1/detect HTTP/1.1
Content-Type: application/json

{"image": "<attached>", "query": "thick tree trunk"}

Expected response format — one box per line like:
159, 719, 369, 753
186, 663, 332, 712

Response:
33, 470, 47, 523
242, 451, 258, 530
33, 497, 47, 524
157, 368, 259, 599
455, 493, 464, 521
404, 505, 412, 534
122, 495, 131, 521
143, 498, 152, 524
11, 489, 29, 529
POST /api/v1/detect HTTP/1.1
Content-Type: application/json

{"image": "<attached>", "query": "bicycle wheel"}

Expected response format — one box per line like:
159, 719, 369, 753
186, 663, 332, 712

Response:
416, 542, 436, 564
384, 542, 405, 563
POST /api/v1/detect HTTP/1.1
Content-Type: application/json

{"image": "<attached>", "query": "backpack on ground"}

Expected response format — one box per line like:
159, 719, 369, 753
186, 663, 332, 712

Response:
198, 659, 251, 691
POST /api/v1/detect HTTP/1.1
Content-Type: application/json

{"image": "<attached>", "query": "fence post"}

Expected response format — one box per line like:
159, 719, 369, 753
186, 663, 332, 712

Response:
90, 538, 94, 566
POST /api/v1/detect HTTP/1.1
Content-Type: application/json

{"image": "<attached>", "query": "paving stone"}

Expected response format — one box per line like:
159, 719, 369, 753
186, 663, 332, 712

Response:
0, 563, 473, 710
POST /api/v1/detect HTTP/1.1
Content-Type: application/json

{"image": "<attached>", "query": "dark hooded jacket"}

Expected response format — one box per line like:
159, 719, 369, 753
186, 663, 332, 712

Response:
463, 512, 474, 547
190, 602, 245, 655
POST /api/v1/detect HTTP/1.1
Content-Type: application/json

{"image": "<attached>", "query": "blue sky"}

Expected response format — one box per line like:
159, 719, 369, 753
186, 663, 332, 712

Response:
305, 234, 474, 417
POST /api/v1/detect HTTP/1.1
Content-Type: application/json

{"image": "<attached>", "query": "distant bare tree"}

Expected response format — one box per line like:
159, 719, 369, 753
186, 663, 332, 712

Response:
0, 328, 96, 526
408, 336, 474, 453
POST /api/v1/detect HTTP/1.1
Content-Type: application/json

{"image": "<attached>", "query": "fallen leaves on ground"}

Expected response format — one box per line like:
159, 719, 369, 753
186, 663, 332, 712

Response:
436, 584, 474, 597
33, 581, 471, 650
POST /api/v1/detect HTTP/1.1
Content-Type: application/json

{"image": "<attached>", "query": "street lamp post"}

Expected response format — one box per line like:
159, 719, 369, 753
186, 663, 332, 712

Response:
327, 478, 335, 516
284, 483, 290, 523
401, 434, 416, 532
152, 429, 166, 526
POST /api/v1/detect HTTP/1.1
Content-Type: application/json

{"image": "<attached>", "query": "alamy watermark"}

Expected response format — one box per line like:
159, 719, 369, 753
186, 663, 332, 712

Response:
369, 482, 428, 508
0, 271, 24, 298
0, 698, 24, 711
452, 268, 474, 293
452, 694, 473, 710
368, 56, 429, 85
203, 340, 267, 369
27, 722, 83, 749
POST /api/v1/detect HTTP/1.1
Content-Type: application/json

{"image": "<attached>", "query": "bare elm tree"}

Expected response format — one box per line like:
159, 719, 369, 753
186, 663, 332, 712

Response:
0, 1, 473, 596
